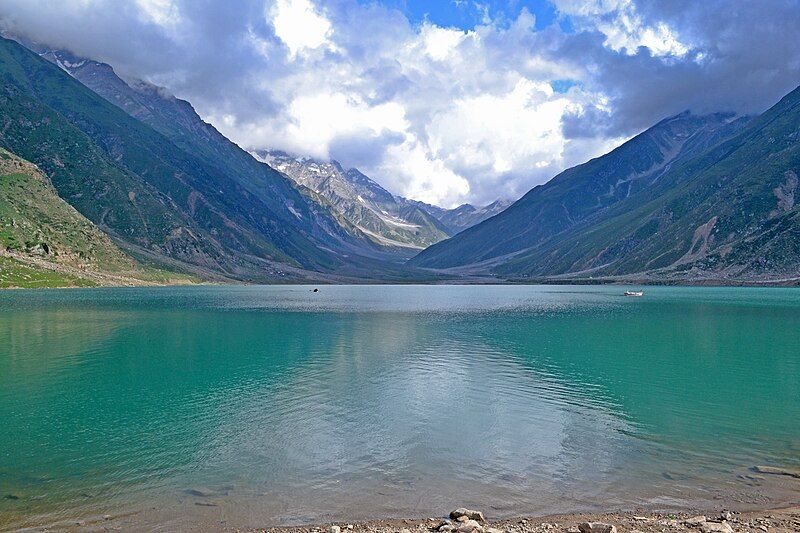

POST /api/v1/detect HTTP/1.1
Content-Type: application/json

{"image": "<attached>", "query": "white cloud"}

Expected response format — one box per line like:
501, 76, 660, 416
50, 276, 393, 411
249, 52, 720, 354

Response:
418, 24, 469, 61
10, 0, 798, 207
205, 6, 619, 207
555, 0, 689, 57
216, 9, 603, 205
380, 141, 471, 206
135, 0, 178, 27
269, 0, 335, 59
427, 79, 573, 175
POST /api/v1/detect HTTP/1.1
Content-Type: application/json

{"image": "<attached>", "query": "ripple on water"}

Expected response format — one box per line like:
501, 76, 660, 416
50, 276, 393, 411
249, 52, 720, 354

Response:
1, 285, 799, 529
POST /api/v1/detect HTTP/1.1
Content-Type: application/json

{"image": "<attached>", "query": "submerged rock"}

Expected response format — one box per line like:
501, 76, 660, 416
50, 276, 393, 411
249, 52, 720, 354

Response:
578, 522, 617, 533
194, 501, 219, 507
185, 487, 216, 497
752, 465, 800, 478
450, 508, 486, 523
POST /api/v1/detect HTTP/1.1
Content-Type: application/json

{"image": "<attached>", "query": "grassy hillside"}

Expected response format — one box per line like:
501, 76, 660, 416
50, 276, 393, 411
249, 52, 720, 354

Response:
0, 147, 197, 287
0, 148, 136, 270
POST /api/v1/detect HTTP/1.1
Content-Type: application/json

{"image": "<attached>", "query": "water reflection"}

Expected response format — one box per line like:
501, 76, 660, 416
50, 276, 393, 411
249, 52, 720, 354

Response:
1, 286, 799, 529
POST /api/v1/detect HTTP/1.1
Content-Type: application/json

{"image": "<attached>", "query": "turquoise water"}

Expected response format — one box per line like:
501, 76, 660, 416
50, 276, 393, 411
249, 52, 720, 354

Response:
1, 285, 799, 529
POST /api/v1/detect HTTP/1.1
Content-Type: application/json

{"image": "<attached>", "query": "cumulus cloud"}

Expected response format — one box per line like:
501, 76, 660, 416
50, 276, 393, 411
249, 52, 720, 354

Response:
270, 0, 336, 58
1, 0, 799, 206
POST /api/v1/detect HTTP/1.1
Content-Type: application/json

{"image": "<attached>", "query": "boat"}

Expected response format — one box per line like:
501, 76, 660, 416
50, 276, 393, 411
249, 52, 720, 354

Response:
624, 290, 644, 297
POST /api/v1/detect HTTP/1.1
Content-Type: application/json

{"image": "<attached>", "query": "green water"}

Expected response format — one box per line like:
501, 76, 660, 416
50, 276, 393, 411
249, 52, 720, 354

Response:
1, 285, 799, 529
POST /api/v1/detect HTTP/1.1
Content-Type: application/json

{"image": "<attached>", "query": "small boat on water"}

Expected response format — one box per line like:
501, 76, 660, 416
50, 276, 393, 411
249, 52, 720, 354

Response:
624, 290, 644, 297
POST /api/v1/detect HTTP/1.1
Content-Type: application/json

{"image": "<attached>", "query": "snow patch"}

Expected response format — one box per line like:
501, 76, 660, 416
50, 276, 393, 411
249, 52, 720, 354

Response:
287, 204, 303, 219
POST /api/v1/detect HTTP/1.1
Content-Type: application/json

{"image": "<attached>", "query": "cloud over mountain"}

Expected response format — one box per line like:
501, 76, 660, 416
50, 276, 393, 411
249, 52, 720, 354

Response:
2, 0, 799, 206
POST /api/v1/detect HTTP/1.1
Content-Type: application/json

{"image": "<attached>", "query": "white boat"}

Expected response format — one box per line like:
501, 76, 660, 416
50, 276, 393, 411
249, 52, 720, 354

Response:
624, 290, 644, 297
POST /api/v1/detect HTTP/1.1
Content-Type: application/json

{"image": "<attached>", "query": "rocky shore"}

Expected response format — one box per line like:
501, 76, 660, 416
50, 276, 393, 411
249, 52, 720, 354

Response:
238, 507, 800, 533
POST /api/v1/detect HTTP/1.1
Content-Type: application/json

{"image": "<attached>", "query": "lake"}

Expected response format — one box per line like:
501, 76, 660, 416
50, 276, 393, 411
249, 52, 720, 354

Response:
1, 285, 799, 530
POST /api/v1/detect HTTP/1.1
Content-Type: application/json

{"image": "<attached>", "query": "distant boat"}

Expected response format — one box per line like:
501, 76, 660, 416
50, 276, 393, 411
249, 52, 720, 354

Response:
625, 290, 644, 297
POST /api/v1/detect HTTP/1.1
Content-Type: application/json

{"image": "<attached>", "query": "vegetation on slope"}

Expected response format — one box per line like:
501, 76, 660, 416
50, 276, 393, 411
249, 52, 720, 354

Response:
0, 147, 194, 287
0, 37, 395, 283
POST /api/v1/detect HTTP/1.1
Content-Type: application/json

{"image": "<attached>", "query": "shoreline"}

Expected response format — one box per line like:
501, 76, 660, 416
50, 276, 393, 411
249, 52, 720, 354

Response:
2, 278, 800, 290
254, 507, 800, 533
18, 504, 800, 532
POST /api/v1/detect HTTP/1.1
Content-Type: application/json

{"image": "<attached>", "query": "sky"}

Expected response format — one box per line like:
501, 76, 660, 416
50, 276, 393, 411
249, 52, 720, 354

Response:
1, 1, 799, 207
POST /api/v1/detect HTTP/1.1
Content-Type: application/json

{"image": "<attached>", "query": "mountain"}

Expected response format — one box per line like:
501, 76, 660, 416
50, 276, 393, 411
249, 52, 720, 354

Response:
428, 200, 513, 235
252, 150, 450, 251
253, 150, 511, 248
409, 101, 800, 282
0, 37, 416, 282
0, 147, 186, 287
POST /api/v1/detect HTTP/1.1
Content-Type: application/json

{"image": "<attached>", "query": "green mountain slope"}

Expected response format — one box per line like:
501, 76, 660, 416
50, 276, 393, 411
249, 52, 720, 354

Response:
39, 49, 380, 258
413, 87, 800, 282
0, 147, 188, 287
496, 86, 800, 281
411, 111, 749, 270
0, 37, 393, 282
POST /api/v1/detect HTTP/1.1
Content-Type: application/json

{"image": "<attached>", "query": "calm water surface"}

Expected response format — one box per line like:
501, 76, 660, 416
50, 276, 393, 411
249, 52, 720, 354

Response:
1, 285, 799, 530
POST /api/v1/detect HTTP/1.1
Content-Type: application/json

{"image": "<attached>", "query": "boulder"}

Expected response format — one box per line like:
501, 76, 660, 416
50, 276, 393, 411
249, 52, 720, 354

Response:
439, 525, 456, 532
450, 508, 486, 523
684, 516, 708, 526
330, 526, 341, 533
578, 523, 617, 533
699, 522, 734, 533
456, 520, 483, 533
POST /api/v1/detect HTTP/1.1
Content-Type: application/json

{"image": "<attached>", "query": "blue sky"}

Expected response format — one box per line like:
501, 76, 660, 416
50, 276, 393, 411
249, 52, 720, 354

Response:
2, 0, 799, 206
367, 0, 560, 30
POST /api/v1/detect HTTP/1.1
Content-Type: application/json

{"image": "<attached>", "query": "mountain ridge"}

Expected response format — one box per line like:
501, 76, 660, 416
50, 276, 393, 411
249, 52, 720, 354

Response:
410, 110, 752, 271
254, 149, 511, 249
412, 88, 800, 283
0, 36, 427, 282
